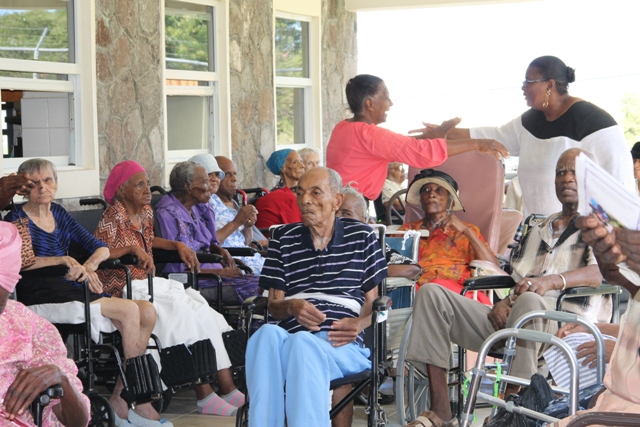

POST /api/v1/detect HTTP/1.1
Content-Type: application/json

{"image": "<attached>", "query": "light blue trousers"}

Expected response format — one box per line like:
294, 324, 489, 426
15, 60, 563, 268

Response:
246, 324, 371, 427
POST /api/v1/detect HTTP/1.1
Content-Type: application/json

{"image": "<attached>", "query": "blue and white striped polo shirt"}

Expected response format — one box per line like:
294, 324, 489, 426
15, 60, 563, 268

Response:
259, 217, 388, 345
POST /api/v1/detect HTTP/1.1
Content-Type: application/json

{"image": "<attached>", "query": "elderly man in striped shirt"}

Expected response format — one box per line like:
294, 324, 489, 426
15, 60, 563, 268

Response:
245, 167, 388, 427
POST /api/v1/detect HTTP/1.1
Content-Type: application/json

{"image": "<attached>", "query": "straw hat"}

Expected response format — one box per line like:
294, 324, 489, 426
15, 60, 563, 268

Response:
406, 169, 464, 211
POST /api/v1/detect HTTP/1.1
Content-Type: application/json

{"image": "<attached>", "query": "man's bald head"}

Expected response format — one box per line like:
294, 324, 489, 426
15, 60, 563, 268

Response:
215, 155, 237, 199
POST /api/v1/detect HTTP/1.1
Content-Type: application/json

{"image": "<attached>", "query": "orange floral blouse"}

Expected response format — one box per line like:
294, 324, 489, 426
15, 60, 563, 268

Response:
399, 219, 491, 289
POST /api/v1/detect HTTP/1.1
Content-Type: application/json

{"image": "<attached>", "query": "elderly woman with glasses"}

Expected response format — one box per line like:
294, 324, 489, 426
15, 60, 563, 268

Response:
155, 161, 261, 305
95, 160, 245, 417
399, 169, 499, 305
414, 56, 634, 217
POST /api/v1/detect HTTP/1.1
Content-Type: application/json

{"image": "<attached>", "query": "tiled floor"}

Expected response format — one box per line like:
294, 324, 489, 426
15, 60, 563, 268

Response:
153, 388, 490, 427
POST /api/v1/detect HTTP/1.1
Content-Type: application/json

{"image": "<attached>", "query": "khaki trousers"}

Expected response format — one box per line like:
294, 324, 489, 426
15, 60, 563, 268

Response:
406, 284, 557, 379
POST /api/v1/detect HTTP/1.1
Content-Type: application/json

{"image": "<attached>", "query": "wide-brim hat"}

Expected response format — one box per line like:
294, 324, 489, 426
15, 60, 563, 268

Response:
406, 168, 464, 211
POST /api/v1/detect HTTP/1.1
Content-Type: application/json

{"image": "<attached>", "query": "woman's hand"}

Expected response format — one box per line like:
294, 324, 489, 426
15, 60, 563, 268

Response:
441, 214, 468, 234
2, 365, 65, 420
234, 205, 258, 227
132, 246, 155, 275
409, 118, 462, 139
63, 257, 89, 283
513, 276, 557, 297
476, 139, 510, 161
176, 242, 200, 273
220, 248, 236, 269
85, 269, 104, 294
576, 339, 616, 367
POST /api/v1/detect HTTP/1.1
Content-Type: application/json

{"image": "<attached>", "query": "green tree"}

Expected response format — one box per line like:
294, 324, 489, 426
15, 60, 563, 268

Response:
622, 92, 640, 148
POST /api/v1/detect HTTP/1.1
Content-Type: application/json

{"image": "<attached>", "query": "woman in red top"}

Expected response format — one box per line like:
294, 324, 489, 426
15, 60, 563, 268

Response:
399, 169, 499, 305
326, 74, 508, 201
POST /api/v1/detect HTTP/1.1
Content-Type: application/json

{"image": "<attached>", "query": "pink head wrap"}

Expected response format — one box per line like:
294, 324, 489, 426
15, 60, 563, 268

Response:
0, 222, 22, 294
104, 160, 146, 204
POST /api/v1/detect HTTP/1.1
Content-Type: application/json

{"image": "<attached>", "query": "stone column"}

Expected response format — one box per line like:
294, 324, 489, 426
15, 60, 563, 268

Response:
321, 0, 358, 151
228, 0, 275, 188
96, 0, 165, 189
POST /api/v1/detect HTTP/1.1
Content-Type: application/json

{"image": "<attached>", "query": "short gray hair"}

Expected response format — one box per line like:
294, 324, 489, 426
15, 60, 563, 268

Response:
326, 167, 342, 194
18, 158, 58, 185
298, 147, 320, 160
340, 185, 368, 221
169, 161, 200, 195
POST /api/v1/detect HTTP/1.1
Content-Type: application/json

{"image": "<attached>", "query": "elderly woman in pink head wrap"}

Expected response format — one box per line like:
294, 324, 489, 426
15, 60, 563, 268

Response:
0, 222, 89, 427
94, 160, 245, 417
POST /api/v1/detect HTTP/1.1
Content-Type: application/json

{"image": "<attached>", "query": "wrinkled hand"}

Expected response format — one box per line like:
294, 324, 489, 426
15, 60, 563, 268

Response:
63, 256, 88, 283
85, 269, 104, 294
2, 365, 65, 420
513, 276, 555, 297
177, 243, 200, 273
235, 205, 258, 228
441, 214, 468, 234
576, 339, 616, 368
0, 173, 35, 201
615, 229, 640, 274
328, 317, 362, 347
290, 299, 326, 331
409, 118, 462, 139
476, 139, 509, 161
133, 246, 155, 275
487, 300, 511, 331
556, 322, 588, 338
216, 267, 243, 278
576, 215, 625, 265
220, 248, 236, 269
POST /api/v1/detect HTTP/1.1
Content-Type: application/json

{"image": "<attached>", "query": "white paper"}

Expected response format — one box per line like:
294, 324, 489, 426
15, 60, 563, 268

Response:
575, 153, 640, 230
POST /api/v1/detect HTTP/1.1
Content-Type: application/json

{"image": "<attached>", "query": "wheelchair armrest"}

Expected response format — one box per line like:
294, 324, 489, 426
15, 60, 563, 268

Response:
30, 385, 64, 425
117, 254, 139, 265
19, 265, 69, 279
224, 247, 257, 257
559, 283, 621, 298
373, 295, 392, 311
250, 240, 265, 251
242, 295, 268, 312
41, 385, 64, 400
462, 275, 516, 291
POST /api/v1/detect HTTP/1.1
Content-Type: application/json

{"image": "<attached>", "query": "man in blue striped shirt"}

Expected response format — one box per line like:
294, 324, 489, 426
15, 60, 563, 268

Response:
245, 167, 388, 427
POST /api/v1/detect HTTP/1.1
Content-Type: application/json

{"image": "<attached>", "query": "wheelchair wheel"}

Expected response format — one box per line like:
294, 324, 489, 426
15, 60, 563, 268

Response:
236, 401, 249, 427
151, 388, 173, 413
395, 315, 430, 425
88, 393, 115, 427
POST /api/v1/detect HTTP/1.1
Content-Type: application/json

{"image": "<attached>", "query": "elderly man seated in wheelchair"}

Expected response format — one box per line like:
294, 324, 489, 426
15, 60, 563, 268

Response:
245, 167, 388, 427
404, 148, 608, 427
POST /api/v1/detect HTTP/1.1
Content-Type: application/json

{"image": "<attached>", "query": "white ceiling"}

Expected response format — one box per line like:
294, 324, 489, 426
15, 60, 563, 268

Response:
346, 0, 540, 12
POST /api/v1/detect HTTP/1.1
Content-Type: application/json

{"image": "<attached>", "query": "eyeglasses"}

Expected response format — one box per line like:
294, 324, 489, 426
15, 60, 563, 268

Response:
209, 171, 225, 180
522, 78, 548, 88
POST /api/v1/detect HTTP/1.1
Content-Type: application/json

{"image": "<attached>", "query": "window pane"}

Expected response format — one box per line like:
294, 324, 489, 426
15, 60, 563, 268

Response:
167, 95, 210, 150
2, 89, 72, 158
0, 71, 68, 80
0, 1, 74, 64
165, 79, 210, 87
276, 87, 305, 145
165, 1, 214, 72
275, 18, 309, 78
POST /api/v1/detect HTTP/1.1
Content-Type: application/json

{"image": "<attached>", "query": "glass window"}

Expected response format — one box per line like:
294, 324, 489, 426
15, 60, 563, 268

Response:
166, 95, 210, 151
276, 87, 305, 145
0, 1, 74, 64
165, 0, 214, 72
2, 89, 72, 159
275, 18, 309, 78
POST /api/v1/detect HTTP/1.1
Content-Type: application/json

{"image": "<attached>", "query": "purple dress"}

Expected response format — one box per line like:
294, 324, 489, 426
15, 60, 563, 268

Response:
155, 193, 260, 304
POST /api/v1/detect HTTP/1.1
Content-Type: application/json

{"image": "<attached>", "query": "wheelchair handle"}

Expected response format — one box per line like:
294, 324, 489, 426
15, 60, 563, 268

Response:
373, 296, 392, 311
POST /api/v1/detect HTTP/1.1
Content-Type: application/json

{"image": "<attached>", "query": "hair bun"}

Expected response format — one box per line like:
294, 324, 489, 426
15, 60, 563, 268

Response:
566, 66, 576, 83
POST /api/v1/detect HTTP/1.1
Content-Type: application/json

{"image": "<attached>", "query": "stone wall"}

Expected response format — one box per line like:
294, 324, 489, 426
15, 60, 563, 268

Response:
228, 0, 275, 189
95, 0, 165, 189
321, 0, 358, 149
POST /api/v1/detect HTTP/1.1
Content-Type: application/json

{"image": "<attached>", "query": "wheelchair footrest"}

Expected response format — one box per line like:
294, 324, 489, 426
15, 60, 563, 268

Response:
160, 339, 217, 389
120, 355, 163, 406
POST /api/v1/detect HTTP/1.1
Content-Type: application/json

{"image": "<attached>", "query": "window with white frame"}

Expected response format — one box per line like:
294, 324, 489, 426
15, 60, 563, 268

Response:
0, 0, 98, 198
273, 2, 321, 150
163, 0, 228, 163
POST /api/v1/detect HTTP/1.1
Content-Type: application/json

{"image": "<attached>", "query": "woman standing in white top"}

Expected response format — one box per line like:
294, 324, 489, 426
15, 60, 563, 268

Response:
417, 56, 634, 217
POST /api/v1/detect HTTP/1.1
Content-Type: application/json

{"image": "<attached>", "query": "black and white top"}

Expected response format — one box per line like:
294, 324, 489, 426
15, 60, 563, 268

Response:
471, 101, 634, 217
260, 218, 388, 345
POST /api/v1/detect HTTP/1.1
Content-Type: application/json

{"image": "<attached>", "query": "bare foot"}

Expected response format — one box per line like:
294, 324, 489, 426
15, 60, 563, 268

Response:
132, 403, 161, 421
109, 395, 129, 420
